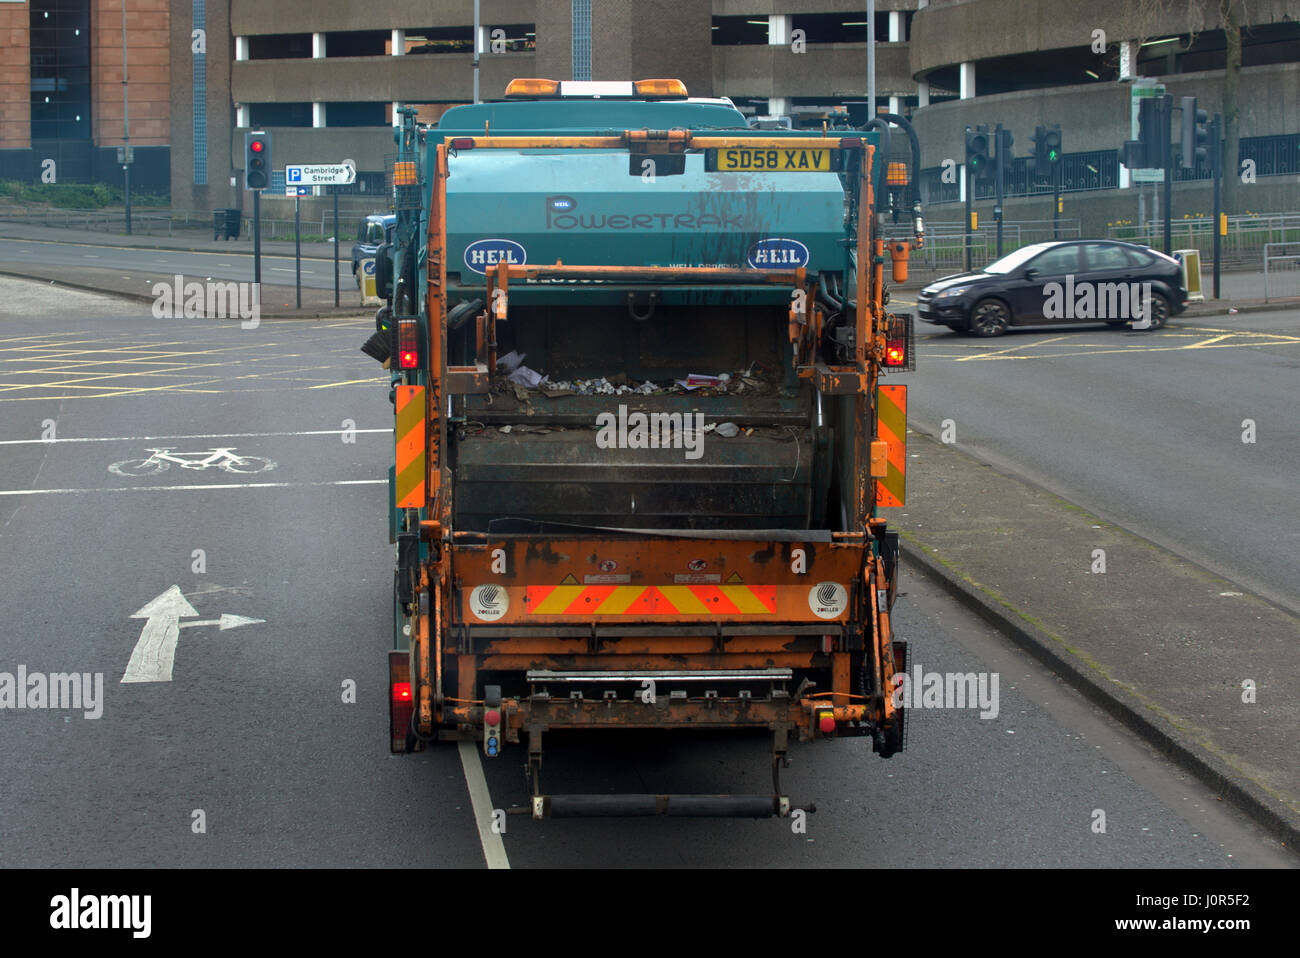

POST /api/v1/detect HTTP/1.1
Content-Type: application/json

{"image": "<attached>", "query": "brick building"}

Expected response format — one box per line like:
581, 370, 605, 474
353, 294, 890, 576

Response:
0, 0, 171, 189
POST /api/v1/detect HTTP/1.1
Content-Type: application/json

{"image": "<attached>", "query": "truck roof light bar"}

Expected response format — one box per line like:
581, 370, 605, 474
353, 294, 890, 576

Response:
504, 78, 561, 97
633, 78, 688, 98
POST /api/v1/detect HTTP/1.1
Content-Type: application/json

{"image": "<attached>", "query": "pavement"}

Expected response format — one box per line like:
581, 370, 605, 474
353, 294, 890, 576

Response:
0, 223, 370, 318
897, 427, 1300, 846
0, 217, 341, 260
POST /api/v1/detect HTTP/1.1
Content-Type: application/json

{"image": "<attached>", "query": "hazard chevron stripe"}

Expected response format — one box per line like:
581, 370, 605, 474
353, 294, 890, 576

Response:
524, 584, 777, 615
876, 384, 906, 507
394, 386, 426, 508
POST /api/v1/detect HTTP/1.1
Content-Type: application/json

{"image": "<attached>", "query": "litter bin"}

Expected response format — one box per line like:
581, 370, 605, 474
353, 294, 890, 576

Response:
212, 208, 241, 240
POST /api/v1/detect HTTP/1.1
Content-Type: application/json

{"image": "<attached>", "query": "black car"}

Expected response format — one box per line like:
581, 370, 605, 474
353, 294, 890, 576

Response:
917, 240, 1189, 336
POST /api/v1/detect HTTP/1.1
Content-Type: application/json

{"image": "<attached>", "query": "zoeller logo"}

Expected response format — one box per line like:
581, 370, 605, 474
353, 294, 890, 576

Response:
1042, 275, 1154, 327
50, 889, 151, 938
469, 584, 508, 621
545, 195, 743, 231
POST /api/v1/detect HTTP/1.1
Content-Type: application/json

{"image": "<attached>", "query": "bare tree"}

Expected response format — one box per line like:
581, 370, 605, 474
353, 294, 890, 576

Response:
1219, 0, 1244, 213
1108, 0, 1249, 211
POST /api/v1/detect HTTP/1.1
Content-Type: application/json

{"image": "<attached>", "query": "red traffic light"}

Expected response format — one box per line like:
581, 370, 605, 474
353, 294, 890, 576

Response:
250, 139, 264, 153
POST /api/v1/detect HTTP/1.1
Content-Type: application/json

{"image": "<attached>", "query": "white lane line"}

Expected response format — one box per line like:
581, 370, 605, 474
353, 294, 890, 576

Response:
0, 479, 386, 496
0, 427, 389, 446
457, 740, 511, 870
271, 267, 295, 272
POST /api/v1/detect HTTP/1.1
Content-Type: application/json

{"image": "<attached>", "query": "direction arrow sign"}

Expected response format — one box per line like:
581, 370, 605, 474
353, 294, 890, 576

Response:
284, 162, 356, 186
121, 586, 263, 683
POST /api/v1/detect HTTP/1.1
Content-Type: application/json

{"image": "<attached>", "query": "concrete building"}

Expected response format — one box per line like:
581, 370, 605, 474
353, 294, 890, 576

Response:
4, 1, 1294, 237
908, 0, 1300, 228
173, 0, 923, 216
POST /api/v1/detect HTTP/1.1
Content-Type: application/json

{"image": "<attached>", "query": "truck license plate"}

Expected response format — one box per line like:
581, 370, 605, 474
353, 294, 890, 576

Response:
717, 148, 830, 172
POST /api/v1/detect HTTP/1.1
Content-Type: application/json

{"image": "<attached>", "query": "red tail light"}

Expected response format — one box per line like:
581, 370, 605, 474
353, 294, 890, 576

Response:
884, 314, 915, 370
397, 319, 419, 369
840, 137, 863, 149
389, 652, 413, 753
450, 137, 474, 150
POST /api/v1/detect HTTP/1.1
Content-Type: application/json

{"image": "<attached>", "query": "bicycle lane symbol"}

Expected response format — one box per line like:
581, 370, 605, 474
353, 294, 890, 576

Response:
108, 447, 278, 478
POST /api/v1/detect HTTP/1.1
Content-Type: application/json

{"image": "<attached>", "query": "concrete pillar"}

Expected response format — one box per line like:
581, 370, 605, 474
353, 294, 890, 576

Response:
959, 61, 975, 99
917, 80, 930, 108
313, 102, 326, 128
768, 96, 791, 116
236, 104, 249, 128
1119, 40, 1136, 80
392, 102, 401, 126
889, 95, 901, 115
312, 33, 325, 59
391, 29, 405, 55
235, 36, 248, 61
768, 15, 791, 46
959, 166, 966, 203
889, 11, 902, 43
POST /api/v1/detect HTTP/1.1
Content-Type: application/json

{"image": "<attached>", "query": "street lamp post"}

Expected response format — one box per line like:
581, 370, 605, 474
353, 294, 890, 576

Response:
122, 0, 131, 234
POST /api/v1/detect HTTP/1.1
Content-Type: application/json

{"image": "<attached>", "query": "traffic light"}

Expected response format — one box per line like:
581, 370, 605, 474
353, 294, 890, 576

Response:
965, 125, 991, 180
1180, 96, 1208, 170
1043, 125, 1062, 165
245, 131, 272, 190
1031, 125, 1048, 170
1123, 96, 1167, 170
994, 126, 1013, 185
996, 127, 1014, 162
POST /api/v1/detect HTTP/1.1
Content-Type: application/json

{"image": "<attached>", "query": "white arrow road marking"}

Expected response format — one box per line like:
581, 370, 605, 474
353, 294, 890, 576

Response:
121, 586, 198, 683
179, 614, 266, 631
122, 586, 264, 683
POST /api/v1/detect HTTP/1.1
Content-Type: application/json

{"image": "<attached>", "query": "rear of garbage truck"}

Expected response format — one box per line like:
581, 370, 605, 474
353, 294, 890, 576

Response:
375, 79, 921, 818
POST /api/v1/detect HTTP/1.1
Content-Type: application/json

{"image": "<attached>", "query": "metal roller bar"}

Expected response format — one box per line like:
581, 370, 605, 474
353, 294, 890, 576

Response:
526, 668, 793, 683
533, 794, 797, 819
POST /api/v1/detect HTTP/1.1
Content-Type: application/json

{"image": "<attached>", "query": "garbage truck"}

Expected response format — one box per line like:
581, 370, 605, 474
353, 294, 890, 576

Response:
364, 78, 924, 819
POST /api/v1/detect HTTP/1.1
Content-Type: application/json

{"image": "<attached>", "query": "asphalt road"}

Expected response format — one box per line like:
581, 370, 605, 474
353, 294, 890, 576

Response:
0, 236, 345, 291
0, 278, 1292, 867
888, 309, 1300, 616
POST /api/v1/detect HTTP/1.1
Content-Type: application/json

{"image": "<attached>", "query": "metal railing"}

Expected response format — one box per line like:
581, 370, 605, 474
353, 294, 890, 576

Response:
1109, 212, 1300, 266
1263, 242, 1300, 302
911, 219, 1082, 272
0, 202, 385, 242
